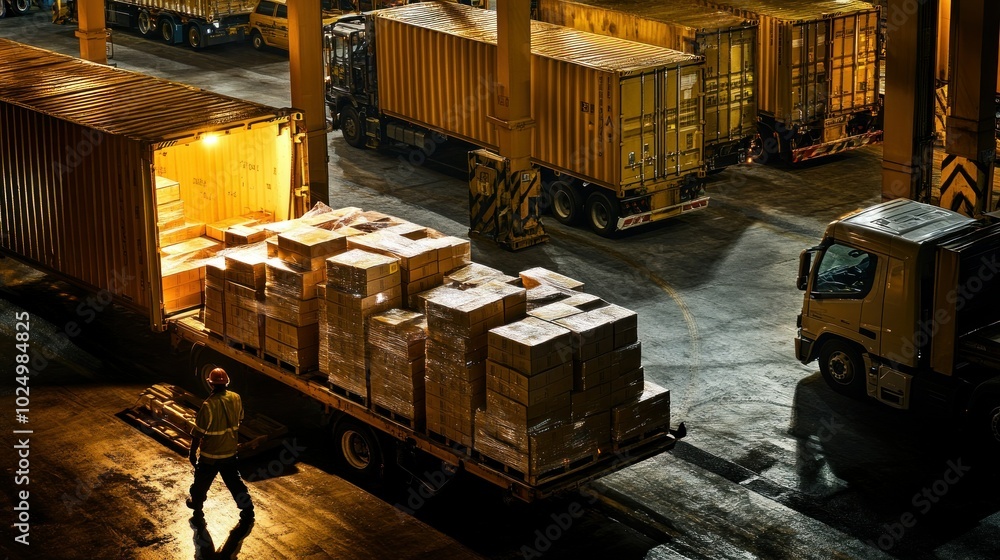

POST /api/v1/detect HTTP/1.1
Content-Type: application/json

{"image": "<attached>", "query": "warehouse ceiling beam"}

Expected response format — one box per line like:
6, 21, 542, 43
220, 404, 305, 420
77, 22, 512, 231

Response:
941, 0, 1000, 216
881, 0, 937, 203
288, 0, 329, 206
74, 0, 107, 64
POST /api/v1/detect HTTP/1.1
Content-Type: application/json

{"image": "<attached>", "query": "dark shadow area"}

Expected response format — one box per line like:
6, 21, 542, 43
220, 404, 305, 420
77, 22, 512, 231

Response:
190, 516, 255, 560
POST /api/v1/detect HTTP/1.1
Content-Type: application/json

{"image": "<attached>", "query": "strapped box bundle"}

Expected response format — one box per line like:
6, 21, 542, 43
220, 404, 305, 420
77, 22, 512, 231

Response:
368, 309, 428, 424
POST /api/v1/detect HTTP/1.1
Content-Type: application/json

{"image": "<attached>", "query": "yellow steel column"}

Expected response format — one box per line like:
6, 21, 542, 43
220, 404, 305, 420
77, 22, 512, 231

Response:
493, 0, 533, 172
75, 0, 106, 64
942, 0, 999, 216
881, 0, 937, 202
288, 0, 329, 205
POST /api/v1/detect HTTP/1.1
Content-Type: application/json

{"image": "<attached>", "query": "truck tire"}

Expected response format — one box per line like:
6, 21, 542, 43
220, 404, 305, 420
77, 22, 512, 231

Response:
186, 24, 203, 50
250, 30, 265, 51
0, 1, 7, 18
137, 10, 153, 36
549, 181, 581, 225
160, 18, 176, 44
586, 190, 620, 237
189, 344, 242, 397
333, 418, 383, 481
339, 105, 366, 149
971, 389, 1000, 448
818, 339, 866, 397
12, 0, 30, 14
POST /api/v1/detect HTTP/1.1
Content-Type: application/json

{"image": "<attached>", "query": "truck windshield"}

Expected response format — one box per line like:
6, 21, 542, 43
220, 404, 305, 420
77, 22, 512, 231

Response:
813, 243, 877, 297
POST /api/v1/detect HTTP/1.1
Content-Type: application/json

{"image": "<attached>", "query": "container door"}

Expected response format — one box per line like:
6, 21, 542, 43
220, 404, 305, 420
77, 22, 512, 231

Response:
699, 26, 757, 146
828, 11, 879, 116
619, 74, 657, 189
790, 21, 826, 124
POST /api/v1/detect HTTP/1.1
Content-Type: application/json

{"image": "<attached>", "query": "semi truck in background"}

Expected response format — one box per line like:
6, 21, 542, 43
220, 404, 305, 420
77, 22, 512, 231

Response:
0, 0, 35, 17
696, 0, 883, 164
535, 0, 759, 174
324, 2, 710, 236
796, 199, 1000, 443
0, 39, 682, 502
98, 0, 256, 48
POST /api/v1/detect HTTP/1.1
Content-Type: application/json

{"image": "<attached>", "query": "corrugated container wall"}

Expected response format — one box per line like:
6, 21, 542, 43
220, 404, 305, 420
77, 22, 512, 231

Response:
373, 3, 704, 195
128, 0, 257, 20
698, 0, 879, 126
535, 0, 757, 151
0, 39, 301, 330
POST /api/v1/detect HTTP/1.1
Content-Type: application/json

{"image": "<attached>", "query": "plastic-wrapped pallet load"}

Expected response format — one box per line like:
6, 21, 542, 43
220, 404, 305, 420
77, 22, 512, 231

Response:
519, 266, 585, 291
203, 256, 226, 335
369, 309, 428, 426
476, 316, 610, 479
424, 287, 505, 447
611, 381, 670, 445
445, 263, 517, 289
322, 249, 402, 398
347, 231, 444, 302
470, 280, 527, 324
223, 243, 269, 350
415, 235, 473, 283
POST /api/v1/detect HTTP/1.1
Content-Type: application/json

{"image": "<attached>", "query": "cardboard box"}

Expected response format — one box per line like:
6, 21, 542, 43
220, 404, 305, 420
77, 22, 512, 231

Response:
347, 231, 438, 270
264, 317, 319, 348
326, 249, 400, 296
159, 221, 206, 247
161, 236, 221, 257
611, 342, 642, 376
265, 259, 326, 300
592, 304, 639, 348
207, 216, 260, 241
611, 381, 670, 442
277, 246, 330, 271
486, 361, 573, 406
225, 245, 269, 294
560, 292, 607, 310
472, 281, 527, 324
224, 225, 268, 247
155, 175, 181, 204
527, 302, 582, 322
519, 267, 584, 291
571, 382, 612, 419
553, 310, 616, 362
278, 226, 348, 258
445, 263, 516, 288
264, 337, 319, 369
487, 317, 572, 373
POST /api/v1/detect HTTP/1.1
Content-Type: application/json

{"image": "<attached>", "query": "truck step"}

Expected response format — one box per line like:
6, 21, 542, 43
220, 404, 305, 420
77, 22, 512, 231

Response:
328, 382, 368, 408
262, 353, 318, 376
372, 404, 422, 431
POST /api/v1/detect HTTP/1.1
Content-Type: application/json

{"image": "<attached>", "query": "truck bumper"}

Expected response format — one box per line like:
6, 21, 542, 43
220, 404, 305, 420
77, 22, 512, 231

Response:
791, 130, 882, 163
617, 196, 710, 231
202, 25, 247, 47
795, 332, 814, 364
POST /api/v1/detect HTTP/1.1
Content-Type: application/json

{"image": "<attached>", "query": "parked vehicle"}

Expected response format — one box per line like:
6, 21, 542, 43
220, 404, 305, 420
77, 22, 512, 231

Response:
324, 3, 710, 236
100, 0, 256, 48
249, 0, 341, 52
796, 199, 1000, 442
535, 0, 758, 173
0, 39, 683, 501
697, 0, 882, 163
0, 0, 33, 17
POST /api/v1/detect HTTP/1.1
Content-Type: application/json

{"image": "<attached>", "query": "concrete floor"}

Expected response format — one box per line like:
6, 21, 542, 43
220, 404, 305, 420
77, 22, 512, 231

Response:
2, 10, 1000, 560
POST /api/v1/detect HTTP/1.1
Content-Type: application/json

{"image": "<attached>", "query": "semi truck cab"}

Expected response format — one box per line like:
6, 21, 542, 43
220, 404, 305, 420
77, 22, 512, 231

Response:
796, 199, 1000, 442
324, 15, 372, 147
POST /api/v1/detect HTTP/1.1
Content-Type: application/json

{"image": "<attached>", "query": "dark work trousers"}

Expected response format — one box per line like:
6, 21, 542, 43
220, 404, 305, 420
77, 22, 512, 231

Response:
189, 456, 253, 513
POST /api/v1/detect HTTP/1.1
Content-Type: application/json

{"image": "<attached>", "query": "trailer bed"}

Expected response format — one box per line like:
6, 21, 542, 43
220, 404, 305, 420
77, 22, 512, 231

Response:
171, 314, 679, 502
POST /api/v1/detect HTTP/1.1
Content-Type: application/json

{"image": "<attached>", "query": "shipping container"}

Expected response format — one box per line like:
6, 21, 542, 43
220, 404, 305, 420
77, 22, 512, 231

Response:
698, 0, 882, 163
535, 0, 758, 172
325, 3, 709, 235
100, 0, 256, 48
0, 39, 307, 330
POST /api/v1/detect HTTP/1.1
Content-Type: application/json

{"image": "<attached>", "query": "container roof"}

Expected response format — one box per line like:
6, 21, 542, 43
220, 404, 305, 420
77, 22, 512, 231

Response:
547, 0, 754, 31
700, 0, 877, 21
375, 3, 702, 72
0, 39, 291, 143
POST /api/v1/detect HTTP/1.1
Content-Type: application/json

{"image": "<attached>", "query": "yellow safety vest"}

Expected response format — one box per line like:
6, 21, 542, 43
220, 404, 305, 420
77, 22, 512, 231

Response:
193, 390, 243, 460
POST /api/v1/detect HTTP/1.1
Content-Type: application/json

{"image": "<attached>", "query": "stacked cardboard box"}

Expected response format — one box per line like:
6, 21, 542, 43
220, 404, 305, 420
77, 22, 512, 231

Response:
424, 288, 505, 447
207, 216, 261, 241
445, 263, 516, 289
611, 381, 670, 444
161, 260, 207, 314
225, 225, 268, 248
323, 249, 402, 396
262, 227, 347, 371
519, 267, 585, 292
476, 317, 609, 477
347, 231, 443, 304
369, 309, 428, 426
418, 236, 472, 278
224, 244, 269, 349
203, 256, 226, 335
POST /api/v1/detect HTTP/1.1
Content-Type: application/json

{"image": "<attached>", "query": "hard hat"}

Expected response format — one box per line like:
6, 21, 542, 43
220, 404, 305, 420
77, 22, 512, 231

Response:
208, 367, 230, 386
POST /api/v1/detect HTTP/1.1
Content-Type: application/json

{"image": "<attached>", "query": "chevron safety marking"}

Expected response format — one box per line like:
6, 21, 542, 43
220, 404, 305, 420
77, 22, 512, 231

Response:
940, 154, 992, 217
934, 85, 948, 137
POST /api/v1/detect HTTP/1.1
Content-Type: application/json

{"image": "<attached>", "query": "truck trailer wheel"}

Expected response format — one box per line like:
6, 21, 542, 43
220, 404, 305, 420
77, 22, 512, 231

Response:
0, 1, 7, 18
818, 339, 866, 397
333, 418, 383, 481
549, 181, 581, 225
586, 191, 620, 237
339, 105, 366, 149
137, 10, 153, 36
160, 18, 176, 43
186, 24, 203, 50
12, 0, 30, 15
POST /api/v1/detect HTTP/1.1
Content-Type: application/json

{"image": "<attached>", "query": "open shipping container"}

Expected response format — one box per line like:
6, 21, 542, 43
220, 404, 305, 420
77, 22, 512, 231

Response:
0, 39, 306, 330
535, 0, 758, 171
697, 0, 881, 162
372, 3, 705, 199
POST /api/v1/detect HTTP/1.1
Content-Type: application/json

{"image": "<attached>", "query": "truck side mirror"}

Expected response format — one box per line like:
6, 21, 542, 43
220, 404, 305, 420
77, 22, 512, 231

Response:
797, 249, 813, 291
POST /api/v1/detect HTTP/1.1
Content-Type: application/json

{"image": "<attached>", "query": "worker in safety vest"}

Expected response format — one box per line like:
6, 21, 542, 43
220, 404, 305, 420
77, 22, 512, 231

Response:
186, 367, 254, 521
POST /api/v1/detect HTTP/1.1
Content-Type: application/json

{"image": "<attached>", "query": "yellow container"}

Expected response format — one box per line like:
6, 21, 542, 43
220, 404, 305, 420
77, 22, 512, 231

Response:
0, 39, 305, 330
374, 3, 705, 197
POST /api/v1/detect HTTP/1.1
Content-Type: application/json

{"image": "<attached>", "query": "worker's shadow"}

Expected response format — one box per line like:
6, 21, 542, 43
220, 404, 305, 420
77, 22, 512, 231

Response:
190, 516, 255, 560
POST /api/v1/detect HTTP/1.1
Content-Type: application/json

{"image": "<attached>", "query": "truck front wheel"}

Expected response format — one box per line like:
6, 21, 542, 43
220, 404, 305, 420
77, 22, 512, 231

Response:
251, 30, 265, 51
186, 24, 203, 50
818, 339, 866, 397
339, 106, 366, 149
0, 1, 7, 18
333, 419, 383, 481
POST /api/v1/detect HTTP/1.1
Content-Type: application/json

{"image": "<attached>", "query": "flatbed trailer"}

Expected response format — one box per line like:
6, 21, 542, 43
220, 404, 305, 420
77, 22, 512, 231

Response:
171, 314, 682, 502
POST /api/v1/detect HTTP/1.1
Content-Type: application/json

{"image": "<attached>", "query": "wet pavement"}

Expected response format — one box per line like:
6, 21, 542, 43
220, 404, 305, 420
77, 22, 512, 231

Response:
3, 10, 1000, 560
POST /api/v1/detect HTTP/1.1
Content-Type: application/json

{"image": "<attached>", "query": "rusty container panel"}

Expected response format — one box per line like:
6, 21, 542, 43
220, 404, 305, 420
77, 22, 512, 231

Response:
0, 39, 302, 330
130, 0, 256, 20
536, 0, 757, 147
699, 0, 880, 126
374, 3, 704, 195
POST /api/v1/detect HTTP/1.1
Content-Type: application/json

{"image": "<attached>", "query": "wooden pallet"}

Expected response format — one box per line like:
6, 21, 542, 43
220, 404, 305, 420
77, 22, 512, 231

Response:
473, 449, 601, 486
426, 430, 472, 456
372, 404, 421, 430
328, 382, 368, 407
612, 425, 669, 452
262, 353, 318, 376
226, 338, 261, 357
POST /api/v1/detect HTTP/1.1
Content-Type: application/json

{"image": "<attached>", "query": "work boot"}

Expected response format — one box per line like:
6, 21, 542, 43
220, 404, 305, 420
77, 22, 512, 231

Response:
239, 507, 255, 521
186, 497, 204, 518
